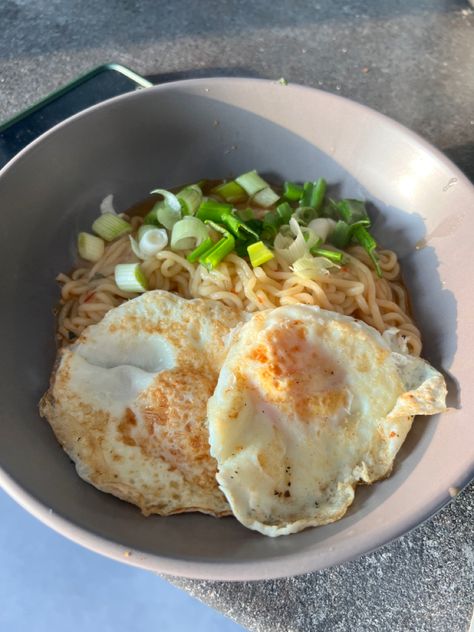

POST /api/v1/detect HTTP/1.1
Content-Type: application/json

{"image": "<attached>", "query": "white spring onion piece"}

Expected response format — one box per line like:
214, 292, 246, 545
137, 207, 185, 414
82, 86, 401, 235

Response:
171, 216, 209, 250
235, 170, 269, 196
130, 226, 168, 259
252, 186, 280, 208
150, 189, 183, 230
150, 189, 181, 212
114, 263, 148, 293
177, 185, 202, 215
77, 232, 105, 262
291, 254, 339, 279
308, 217, 337, 243
100, 194, 117, 215
92, 213, 132, 241
274, 217, 320, 264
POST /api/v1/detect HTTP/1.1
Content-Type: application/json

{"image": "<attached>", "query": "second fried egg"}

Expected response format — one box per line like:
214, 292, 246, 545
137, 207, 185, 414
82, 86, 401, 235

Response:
208, 305, 447, 536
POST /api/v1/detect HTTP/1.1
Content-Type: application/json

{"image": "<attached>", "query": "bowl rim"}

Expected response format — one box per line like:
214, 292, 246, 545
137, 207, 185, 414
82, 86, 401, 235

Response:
0, 76, 473, 581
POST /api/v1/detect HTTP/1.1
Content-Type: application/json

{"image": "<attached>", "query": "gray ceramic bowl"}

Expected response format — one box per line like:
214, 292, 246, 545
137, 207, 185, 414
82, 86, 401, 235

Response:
0, 78, 473, 580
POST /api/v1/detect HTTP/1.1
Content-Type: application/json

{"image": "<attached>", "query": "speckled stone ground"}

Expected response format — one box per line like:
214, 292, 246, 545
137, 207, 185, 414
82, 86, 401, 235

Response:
1, 1, 473, 630
170, 483, 474, 631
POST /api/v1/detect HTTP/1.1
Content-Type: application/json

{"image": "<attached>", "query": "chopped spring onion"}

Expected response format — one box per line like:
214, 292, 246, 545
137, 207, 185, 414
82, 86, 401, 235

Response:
262, 211, 281, 239
236, 207, 255, 222
138, 224, 155, 241
247, 241, 274, 267
291, 254, 339, 279
78, 232, 105, 262
294, 206, 318, 225
301, 178, 327, 210
145, 188, 183, 229
352, 225, 382, 277
144, 200, 182, 230
100, 194, 117, 215
252, 186, 280, 208
92, 213, 132, 241
276, 202, 292, 223
310, 247, 345, 264
274, 217, 320, 263
130, 227, 168, 259
203, 219, 230, 236
329, 220, 352, 248
177, 185, 202, 215
196, 198, 233, 216
336, 199, 369, 225
311, 178, 327, 210
212, 180, 247, 203
283, 181, 303, 202
187, 237, 214, 263
171, 216, 209, 250
261, 202, 293, 241
114, 263, 148, 293
329, 218, 372, 249
308, 217, 337, 242
199, 233, 235, 269
197, 201, 259, 241
150, 188, 182, 212
235, 170, 268, 196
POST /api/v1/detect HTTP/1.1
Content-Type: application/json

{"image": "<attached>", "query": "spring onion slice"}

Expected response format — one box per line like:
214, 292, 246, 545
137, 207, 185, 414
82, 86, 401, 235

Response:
329, 220, 352, 248
308, 217, 337, 242
283, 181, 303, 202
199, 234, 235, 269
197, 202, 259, 240
114, 263, 148, 293
171, 216, 209, 250
301, 178, 327, 210
212, 180, 247, 204
352, 225, 382, 277
274, 218, 320, 263
130, 225, 168, 260
252, 186, 280, 208
100, 194, 117, 215
177, 185, 202, 215
236, 208, 255, 222
247, 241, 274, 267
310, 247, 345, 264
137, 224, 154, 241
235, 170, 268, 196
291, 254, 339, 279
276, 202, 292, 223
311, 178, 327, 211
336, 199, 369, 225
294, 206, 318, 225
301, 182, 314, 207
145, 189, 183, 229
187, 237, 214, 263
143, 205, 160, 227
138, 227, 169, 258
78, 232, 105, 262
196, 199, 233, 220
92, 213, 132, 241
150, 188, 181, 212
262, 211, 281, 239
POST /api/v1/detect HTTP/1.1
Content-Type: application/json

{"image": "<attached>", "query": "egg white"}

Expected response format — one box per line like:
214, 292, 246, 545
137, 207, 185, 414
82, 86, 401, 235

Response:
41, 290, 243, 516
208, 305, 447, 536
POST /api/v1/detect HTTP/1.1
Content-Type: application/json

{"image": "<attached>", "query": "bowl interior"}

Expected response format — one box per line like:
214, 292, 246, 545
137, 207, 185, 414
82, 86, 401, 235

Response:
0, 79, 472, 580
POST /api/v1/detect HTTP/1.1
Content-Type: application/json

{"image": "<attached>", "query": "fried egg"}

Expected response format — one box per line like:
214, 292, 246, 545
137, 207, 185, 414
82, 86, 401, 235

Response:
40, 290, 243, 517
207, 305, 447, 536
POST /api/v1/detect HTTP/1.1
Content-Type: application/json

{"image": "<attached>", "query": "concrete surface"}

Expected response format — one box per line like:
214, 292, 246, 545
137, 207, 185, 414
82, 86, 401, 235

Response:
0, 1, 473, 630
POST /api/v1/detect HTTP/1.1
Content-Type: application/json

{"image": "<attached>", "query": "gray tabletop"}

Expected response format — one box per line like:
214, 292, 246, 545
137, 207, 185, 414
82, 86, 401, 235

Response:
1, 1, 473, 630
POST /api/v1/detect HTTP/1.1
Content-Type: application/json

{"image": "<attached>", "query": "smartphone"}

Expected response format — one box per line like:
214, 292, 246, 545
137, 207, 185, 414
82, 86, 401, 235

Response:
0, 64, 152, 169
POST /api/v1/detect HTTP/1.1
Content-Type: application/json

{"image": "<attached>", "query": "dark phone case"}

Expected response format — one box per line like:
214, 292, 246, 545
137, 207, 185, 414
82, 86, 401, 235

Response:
0, 64, 152, 169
